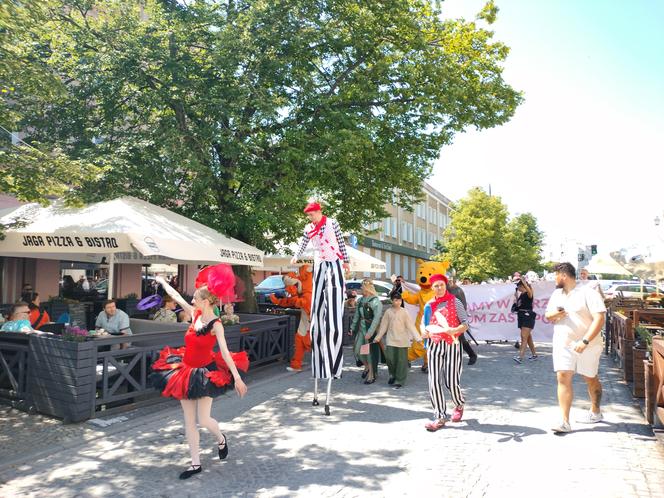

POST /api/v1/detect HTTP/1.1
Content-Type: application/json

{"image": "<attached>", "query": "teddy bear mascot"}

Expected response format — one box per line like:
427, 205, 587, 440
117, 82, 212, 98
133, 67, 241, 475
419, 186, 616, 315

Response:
269, 264, 313, 372
291, 199, 350, 415
401, 259, 451, 373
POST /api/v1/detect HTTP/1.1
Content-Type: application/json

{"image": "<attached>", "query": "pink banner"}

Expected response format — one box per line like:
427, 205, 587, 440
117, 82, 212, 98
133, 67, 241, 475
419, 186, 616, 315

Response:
461, 281, 557, 342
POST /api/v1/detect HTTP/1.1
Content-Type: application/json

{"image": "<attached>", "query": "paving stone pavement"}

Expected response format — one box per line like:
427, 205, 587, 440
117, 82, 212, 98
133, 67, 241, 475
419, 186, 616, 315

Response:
1, 343, 663, 498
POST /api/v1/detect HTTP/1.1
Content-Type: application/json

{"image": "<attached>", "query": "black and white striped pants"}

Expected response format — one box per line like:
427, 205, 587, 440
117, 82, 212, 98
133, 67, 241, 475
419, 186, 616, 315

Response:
427, 340, 465, 419
310, 259, 345, 379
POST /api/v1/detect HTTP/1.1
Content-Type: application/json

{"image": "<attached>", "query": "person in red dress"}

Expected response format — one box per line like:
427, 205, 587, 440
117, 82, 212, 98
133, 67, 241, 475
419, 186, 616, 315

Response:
151, 272, 248, 480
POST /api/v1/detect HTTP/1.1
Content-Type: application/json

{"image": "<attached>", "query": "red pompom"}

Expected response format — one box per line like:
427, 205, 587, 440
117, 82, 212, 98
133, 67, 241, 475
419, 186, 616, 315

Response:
205, 264, 236, 301
195, 266, 212, 289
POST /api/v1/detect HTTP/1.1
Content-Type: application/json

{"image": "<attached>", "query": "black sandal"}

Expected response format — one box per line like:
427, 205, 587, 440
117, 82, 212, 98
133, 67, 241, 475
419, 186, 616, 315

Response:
179, 464, 202, 480
218, 433, 228, 460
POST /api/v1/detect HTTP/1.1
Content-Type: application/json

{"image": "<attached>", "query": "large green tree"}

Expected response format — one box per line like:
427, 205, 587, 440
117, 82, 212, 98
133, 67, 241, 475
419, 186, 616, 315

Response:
439, 188, 544, 281
0, 1, 101, 205
3, 0, 522, 250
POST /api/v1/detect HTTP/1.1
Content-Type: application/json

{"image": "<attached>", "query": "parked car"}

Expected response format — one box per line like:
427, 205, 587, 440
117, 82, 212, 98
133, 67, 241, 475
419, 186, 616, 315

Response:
345, 279, 395, 304
604, 283, 664, 300
255, 275, 287, 304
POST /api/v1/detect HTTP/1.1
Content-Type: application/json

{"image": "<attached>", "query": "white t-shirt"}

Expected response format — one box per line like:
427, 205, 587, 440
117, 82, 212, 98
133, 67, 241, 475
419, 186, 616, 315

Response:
578, 279, 601, 292
546, 285, 606, 348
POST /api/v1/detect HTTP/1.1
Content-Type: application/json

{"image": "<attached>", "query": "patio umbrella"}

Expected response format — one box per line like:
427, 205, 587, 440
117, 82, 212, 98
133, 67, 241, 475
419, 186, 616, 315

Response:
610, 242, 664, 281
585, 254, 632, 276
0, 196, 264, 297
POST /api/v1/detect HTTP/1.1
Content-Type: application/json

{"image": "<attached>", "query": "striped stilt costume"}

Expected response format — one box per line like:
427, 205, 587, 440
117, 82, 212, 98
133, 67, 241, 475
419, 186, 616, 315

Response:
293, 201, 349, 415
421, 273, 469, 431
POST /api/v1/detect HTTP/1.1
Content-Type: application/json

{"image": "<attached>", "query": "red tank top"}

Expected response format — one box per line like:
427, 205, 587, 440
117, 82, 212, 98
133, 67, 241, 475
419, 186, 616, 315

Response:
182, 310, 219, 368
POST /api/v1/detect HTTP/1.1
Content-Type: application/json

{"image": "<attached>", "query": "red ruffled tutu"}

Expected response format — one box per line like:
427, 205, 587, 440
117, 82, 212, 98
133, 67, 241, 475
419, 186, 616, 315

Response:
149, 346, 249, 400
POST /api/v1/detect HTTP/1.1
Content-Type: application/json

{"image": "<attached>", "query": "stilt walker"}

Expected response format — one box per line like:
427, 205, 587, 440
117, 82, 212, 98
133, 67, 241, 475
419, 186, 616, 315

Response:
291, 200, 349, 415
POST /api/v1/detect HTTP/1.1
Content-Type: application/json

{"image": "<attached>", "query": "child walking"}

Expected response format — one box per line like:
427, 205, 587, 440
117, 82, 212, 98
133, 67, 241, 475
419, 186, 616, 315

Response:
373, 293, 421, 389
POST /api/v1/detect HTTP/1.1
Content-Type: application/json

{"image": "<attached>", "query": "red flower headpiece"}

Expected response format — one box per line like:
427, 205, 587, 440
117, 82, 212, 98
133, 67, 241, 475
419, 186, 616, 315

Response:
195, 264, 236, 302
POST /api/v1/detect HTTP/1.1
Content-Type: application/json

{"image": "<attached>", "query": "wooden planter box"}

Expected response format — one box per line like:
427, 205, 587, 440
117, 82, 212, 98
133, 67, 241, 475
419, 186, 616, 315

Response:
632, 346, 648, 398
620, 337, 635, 382
644, 359, 656, 425
27, 336, 95, 423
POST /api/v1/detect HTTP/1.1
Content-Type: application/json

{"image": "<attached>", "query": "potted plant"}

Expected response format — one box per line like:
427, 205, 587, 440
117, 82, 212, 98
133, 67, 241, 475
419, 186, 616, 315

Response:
28, 326, 96, 423
632, 326, 649, 398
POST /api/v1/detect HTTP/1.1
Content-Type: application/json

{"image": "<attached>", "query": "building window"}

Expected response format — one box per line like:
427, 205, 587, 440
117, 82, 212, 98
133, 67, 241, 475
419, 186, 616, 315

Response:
391, 219, 397, 239
403, 256, 410, 280
394, 254, 401, 276
383, 218, 389, 236
385, 252, 392, 276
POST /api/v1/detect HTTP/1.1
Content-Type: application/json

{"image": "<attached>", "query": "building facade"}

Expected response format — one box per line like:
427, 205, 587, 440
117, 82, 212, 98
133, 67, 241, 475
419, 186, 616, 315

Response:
354, 182, 452, 282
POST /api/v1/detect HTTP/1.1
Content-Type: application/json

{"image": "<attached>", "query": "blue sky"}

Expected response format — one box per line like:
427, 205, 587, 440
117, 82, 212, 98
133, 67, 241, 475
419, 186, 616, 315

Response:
429, 0, 664, 261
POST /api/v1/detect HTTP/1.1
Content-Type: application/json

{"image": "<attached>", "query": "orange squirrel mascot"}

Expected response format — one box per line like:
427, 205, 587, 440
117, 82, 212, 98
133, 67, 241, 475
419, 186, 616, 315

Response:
269, 264, 313, 372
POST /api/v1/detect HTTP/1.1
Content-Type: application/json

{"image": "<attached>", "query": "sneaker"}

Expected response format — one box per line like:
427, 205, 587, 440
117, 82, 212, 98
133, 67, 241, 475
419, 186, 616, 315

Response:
451, 405, 464, 422
425, 418, 446, 432
551, 421, 572, 433
578, 411, 603, 424
286, 366, 302, 372
468, 355, 477, 366
528, 355, 539, 361
513, 356, 522, 364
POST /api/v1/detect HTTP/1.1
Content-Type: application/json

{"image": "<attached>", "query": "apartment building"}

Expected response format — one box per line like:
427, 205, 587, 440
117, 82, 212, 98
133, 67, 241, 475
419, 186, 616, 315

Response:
355, 182, 452, 281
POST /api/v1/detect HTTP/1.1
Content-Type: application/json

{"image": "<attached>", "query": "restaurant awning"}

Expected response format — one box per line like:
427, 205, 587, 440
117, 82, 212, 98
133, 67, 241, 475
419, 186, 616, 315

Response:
0, 196, 264, 296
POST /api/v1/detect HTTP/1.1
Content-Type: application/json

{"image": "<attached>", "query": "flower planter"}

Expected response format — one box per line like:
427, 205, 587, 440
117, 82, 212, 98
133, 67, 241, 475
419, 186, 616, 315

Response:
27, 335, 95, 423
644, 359, 656, 425
632, 345, 648, 398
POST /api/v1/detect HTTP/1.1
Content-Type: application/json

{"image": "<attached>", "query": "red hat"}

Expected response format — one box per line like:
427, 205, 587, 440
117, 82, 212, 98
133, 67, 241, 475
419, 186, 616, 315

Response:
429, 274, 448, 285
303, 202, 322, 213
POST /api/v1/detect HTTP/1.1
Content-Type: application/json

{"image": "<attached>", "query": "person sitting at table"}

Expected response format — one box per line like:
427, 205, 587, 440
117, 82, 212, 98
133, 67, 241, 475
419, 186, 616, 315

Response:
1, 302, 34, 333
153, 295, 178, 323
22, 292, 51, 330
95, 299, 132, 336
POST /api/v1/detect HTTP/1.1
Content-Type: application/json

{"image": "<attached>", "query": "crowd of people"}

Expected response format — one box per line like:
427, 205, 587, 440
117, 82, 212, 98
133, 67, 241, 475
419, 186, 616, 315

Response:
1, 196, 610, 479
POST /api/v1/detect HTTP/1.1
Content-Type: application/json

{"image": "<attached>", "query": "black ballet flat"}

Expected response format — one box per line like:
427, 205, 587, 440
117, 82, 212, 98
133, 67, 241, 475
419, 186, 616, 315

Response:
218, 434, 228, 460
179, 464, 202, 480
361, 369, 368, 379
364, 378, 375, 385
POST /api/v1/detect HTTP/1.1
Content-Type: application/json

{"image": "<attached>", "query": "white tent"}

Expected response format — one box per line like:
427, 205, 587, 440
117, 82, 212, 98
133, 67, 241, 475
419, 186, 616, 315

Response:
0, 196, 264, 296
584, 254, 632, 276
261, 244, 386, 274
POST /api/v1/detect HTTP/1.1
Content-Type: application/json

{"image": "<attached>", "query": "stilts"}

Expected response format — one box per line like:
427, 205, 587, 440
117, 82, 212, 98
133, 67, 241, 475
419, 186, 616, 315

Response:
312, 378, 333, 415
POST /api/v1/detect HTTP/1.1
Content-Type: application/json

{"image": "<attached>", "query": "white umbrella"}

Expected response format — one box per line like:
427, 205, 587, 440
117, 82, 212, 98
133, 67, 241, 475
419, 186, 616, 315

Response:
0, 196, 264, 296
585, 254, 632, 276
262, 244, 386, 274
611, 246, 664, 281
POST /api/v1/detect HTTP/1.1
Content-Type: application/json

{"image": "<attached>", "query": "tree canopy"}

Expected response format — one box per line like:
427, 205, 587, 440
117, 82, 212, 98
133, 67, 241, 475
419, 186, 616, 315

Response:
439, 187, 544, 281
2, 0, 522, 250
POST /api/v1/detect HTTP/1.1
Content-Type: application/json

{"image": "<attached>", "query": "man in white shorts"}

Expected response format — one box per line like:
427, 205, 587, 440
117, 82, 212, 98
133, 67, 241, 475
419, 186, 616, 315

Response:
545, 262, 606, 434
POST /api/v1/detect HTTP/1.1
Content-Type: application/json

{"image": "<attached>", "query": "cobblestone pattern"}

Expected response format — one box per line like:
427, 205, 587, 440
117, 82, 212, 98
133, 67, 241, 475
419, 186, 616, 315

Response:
1, 343, 663, 497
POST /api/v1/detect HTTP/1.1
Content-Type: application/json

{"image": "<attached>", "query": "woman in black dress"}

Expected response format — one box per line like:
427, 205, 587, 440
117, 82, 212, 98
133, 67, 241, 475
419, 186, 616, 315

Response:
513, 277, 538, 363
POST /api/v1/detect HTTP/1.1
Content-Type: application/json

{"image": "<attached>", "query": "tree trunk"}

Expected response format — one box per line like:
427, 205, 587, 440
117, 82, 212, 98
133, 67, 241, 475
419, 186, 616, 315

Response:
233, 265, 257, 313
